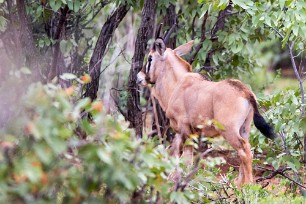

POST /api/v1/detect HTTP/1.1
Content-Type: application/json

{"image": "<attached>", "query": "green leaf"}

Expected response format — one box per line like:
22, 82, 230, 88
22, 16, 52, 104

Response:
282, 26, 292, 48
20, 67, 32, 75
282, 156, 300, 172
73, 0, 81, 12
50, 0, 62, 11
0, 16, 7, 32
231, 41, 244, 53
280, 0, 285, 10
60, 73, 77, 80
97, 149, 113, 165
271, 159, 280, 170
232, 0, 250, 9
46, 137, 66, 154
170, 192, 189, 204
212, 119, 225, 131
25, 164, 42, 183
67, 0, 74, 10
75, 98, 91, 111
299, 118, 306, 132
292, 25, 299, 36
212, 54, 219, 65
34, 144, 53, 164
202, 39, 212, 51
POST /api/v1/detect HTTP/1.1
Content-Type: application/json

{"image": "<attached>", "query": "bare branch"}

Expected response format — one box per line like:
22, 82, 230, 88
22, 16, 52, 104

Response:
48, 6, 69, 81
288, 40, 305, 114
127, 0, 156, 138
293, 49, 306, 59
188, 12, 208, 65
84, 4, 129, 101
270, 26, 284, 39
175, 148, 213, 191
151, 95, 162, 142
256, 166, 291, 183
191, 13, 198, 40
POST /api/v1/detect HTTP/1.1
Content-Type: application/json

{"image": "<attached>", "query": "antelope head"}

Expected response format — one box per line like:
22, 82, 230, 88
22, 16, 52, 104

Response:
136, 39, 194, 86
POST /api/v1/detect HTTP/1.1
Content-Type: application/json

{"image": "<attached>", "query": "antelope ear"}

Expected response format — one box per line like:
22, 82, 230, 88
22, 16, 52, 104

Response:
174, 40, 194, 56
154, 38, 166, 56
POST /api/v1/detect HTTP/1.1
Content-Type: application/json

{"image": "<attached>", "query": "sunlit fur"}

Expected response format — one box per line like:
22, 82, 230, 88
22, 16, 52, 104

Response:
137, 40, 274, 186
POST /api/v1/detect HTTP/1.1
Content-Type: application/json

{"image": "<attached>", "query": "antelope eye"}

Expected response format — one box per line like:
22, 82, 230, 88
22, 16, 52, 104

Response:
148, 55, 152, 62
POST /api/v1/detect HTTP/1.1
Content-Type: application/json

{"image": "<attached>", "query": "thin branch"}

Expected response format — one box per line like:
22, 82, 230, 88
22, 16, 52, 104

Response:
151, 95, 162, 143
110, 87, 129, 120
256, 166, 306, 189
48, 6, 69, 81
293, 49, 306, 59
191, 13, 197, 40
81, 2, 109, 27
270, 26, 284, 38
84, 4, 129, 101
256, 166, 291, 183
280, 172, 306, 189
288, 40, 305, 114
175, 148, 213, 191
188, 12, 208, 65
210, 2, 233, 37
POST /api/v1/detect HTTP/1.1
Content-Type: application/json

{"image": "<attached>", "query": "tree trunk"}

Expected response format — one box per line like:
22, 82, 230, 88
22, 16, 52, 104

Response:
16, 0, 41, 81
84, 4, 129, 101
127, 0, 156, 138
151, 4, 177, 142
47, 6, 69, 83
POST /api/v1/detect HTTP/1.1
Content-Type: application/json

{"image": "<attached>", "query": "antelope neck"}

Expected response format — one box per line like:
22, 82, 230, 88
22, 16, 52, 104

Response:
153, 52, 189, 111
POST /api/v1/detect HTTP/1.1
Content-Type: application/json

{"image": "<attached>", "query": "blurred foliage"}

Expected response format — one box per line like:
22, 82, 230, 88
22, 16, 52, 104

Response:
250, 90, 305, 187
0, 0, 306, 202
0, 77, 304, 203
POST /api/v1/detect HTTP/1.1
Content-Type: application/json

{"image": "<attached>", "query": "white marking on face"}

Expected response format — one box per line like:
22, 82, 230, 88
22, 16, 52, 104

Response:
136, 71, 147, 86
146, 62, 149, 74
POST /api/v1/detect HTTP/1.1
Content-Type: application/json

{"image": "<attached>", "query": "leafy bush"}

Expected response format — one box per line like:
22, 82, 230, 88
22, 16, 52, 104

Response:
251, 90, 304, 171
0, 81, 305, 203
0, 81, 176, 203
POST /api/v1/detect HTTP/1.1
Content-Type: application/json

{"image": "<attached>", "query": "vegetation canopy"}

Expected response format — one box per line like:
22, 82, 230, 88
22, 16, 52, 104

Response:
0, 0, 305, 203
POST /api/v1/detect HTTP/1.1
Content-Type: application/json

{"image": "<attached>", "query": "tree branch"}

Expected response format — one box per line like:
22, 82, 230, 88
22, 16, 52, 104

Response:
188, 12, 208, 65
48, 6, 69, 81
127, 0, 156, 138
84, 4, 129, 101
175, 148, 213, 191
288, 41, 305, 114
16, 0, 41, 80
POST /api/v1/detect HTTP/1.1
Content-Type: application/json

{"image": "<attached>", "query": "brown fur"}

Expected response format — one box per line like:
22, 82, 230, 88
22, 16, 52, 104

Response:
136, 40, 271, 186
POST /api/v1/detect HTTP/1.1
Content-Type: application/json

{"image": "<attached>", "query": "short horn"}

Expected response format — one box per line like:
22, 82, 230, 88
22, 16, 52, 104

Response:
156, 23, 163, 39
164, 23, 177, 44
154, 38, 166, 55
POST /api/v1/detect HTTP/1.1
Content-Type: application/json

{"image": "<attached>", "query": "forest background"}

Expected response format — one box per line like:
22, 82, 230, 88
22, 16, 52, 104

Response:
0, 0, 305, 203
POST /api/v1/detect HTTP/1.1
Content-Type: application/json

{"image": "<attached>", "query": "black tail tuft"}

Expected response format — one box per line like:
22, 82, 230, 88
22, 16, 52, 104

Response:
248, 95, 276, 139
253, 111, 276, 139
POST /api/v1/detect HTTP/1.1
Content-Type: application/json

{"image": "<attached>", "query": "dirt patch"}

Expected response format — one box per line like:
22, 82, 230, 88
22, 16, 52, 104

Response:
202, 149, 282, 187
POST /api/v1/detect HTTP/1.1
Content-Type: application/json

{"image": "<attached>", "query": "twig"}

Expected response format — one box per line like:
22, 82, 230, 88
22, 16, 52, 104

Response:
191, 13, 197, 40
280, 172, 306, 189
110, 87, 128, 120
189, 12, 208, 65
175, 148, 213, 191
288, 41, 305, 114
256, 166, 291, 183
293, 49, 306, 59
270, 26, 284, 38
256, 166, 306, 189
151, 95, 162, 143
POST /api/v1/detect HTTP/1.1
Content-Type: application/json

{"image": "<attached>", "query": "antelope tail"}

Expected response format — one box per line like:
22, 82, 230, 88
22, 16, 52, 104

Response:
249, 95, 276, 139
